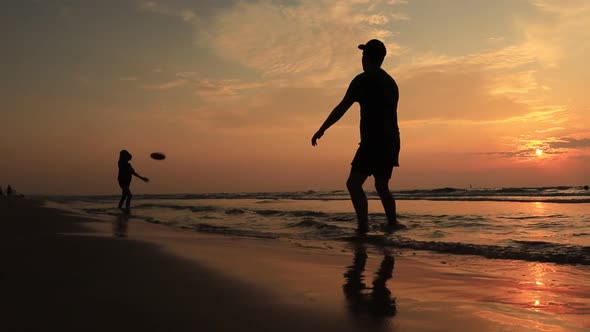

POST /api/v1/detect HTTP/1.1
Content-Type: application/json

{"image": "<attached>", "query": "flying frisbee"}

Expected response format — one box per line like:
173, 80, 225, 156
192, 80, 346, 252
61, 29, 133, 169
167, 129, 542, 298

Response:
150, 152, 166, 160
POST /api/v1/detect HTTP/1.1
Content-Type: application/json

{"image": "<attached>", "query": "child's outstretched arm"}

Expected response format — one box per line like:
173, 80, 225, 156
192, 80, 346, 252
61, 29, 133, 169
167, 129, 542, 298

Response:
132, 170, 149, 182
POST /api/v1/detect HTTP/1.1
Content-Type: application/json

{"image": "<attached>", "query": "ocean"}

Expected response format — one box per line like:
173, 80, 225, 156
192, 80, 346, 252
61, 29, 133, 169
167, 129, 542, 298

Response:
42, 186, 590, 265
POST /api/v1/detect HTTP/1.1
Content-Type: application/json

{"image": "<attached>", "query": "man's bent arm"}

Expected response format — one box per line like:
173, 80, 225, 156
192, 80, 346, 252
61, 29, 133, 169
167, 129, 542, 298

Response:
312, 96, 355, 146
320, 96, 355, 132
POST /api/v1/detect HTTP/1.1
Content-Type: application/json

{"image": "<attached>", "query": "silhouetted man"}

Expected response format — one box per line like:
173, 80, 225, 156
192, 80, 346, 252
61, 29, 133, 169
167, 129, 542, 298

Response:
312, 39, 402, 233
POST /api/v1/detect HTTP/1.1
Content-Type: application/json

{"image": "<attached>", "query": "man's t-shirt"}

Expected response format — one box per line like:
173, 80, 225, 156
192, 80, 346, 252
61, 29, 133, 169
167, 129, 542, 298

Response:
346, 68, 399, 147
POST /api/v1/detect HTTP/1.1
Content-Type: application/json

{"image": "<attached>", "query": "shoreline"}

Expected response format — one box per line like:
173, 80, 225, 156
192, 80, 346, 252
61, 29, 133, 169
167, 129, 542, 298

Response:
2, 198, 589, 331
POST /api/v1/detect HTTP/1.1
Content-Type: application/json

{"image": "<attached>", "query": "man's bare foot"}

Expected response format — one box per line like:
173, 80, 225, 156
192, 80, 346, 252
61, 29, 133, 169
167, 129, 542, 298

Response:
356, 222, 369, 235
384, 222, 406, 233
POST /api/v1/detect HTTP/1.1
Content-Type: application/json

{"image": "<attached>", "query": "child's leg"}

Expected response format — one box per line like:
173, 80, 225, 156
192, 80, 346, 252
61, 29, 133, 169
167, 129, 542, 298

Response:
118, 192, 126, 208
119, 186, 131, 209
125, 189, 133, 209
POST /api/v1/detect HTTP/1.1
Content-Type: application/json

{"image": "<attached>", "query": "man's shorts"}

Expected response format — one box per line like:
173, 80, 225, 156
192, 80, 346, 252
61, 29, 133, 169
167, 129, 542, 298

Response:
351, 134, 400, 179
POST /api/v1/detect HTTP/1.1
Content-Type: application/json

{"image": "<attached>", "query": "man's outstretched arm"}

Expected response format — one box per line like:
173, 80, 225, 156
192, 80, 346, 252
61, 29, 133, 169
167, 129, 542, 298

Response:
311, 95, 355, 146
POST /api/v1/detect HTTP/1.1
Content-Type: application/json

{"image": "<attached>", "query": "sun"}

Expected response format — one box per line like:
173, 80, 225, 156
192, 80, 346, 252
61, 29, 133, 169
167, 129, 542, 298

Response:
535, 149, 543, 156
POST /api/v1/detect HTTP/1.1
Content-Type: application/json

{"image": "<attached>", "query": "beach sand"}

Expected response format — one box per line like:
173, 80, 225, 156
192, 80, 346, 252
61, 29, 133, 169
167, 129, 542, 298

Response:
2, 198, 588, 331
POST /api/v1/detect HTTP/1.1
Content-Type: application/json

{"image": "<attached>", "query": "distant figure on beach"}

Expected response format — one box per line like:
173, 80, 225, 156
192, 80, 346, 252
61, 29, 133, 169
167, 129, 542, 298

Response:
0, 186, 3, 196
311, 39, 403, 233
6, 185, 13, 196
118, 150, 149, 211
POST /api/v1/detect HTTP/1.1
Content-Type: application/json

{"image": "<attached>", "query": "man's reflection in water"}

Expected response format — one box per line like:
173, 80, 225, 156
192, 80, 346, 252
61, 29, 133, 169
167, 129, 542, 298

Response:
112, 213, 129, 238
343, 243, 397, 322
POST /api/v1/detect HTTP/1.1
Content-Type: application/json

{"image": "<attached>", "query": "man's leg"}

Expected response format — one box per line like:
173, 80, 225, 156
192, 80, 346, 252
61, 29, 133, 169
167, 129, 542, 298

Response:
374, 175, 398, 225
347, 170, 370, 233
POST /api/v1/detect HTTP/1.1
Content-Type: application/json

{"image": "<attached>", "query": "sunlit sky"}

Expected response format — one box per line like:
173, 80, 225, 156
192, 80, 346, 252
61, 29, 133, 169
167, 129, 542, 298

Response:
1, 0, 589, 194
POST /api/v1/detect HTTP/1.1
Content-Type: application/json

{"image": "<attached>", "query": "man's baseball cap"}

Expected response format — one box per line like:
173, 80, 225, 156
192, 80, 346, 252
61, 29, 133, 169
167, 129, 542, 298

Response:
358, 39, 386, 59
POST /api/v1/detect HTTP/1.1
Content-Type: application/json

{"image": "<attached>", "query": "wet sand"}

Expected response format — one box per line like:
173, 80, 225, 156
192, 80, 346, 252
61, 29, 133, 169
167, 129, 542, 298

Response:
2, 198, 589, 331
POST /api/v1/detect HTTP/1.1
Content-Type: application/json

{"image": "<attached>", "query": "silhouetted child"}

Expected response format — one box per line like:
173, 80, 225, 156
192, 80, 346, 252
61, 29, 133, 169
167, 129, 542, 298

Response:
6, 185, 13, 196
118, 150, 148, 211
0, 186, 3, 196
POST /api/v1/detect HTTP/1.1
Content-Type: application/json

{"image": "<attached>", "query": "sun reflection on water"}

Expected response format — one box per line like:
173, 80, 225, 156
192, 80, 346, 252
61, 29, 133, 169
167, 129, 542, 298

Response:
524, 263, 551, 312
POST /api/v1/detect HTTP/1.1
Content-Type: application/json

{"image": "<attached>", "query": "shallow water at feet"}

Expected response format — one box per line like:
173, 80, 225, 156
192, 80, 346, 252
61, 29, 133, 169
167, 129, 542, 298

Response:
44, 188, 590, 265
